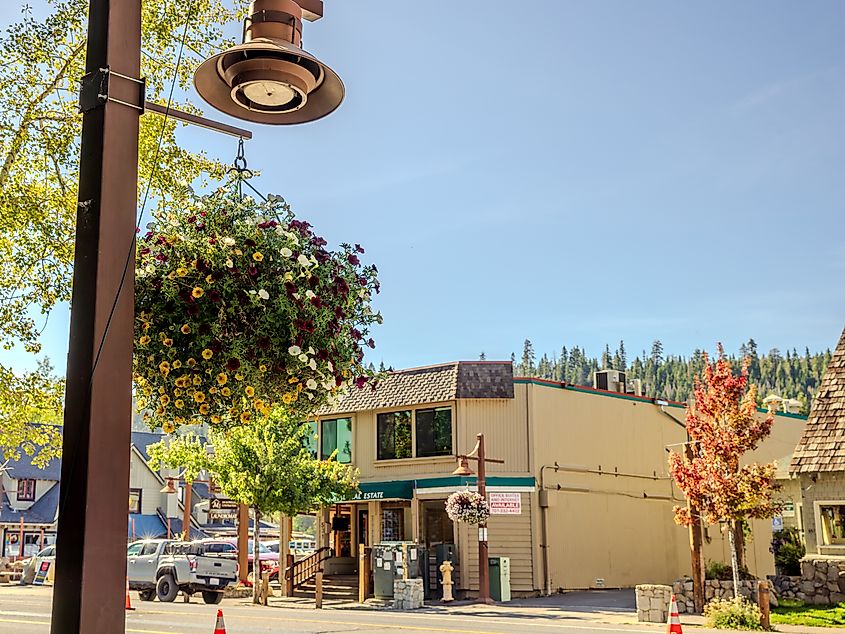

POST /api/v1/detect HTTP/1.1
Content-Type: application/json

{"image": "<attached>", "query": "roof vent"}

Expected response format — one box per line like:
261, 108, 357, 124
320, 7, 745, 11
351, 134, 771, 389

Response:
594, 370, 626, 393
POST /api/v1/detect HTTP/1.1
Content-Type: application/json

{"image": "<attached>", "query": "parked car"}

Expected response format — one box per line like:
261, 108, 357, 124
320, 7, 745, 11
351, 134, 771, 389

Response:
21, 545, 56, 583
263, 539, 316, 559
127, 539, 237, 604
200, 538, 278, 568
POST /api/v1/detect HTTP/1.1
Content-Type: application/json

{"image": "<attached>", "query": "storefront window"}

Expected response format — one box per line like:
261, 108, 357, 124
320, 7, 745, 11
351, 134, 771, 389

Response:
129, 488, 142, 514
377, 411, 412, 460
321, 418, 353, 463
302, 421, 318, 459
382, 508, 405, 541
820, 504, 845, 545
415, 407, 452, 457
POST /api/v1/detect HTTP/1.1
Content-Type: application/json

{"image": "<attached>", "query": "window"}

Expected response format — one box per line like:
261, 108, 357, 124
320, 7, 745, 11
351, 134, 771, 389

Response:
17, 479, 35, 502
204, 542, 236, 555
321, 418, 353, 463
126, 543, 143, 557
129, 488, 142, 514
415, 407, 452, 457
381, 508, 405, 541
140, 542, 160, 556
820, 505, 845, 545
302, 421, 318, 459
377, 411, 412, 460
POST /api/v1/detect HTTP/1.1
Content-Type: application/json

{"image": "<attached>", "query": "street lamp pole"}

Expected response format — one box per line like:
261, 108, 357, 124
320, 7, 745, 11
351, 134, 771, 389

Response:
51, 1, 141, 632
453, 433, 504, 604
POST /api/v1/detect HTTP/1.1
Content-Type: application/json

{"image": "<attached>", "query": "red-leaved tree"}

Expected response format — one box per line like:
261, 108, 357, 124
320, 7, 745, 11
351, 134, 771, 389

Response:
669, 344, 779, 598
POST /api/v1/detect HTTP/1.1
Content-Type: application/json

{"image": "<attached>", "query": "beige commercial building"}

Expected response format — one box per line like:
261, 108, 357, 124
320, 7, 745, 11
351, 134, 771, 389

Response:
305, 361, 807, 596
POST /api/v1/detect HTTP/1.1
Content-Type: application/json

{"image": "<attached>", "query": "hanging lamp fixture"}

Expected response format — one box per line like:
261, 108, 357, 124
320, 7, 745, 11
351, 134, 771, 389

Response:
194, 0, 344, 125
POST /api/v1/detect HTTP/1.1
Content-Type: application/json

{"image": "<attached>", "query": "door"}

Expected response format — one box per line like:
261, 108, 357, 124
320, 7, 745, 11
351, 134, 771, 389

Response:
357, 509, 369, 548
126, 542, 143, 582
134, 541, 162, 583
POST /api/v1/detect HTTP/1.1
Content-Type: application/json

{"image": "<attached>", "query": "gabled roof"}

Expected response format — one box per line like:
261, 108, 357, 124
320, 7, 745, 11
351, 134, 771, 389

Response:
0, 482, 60, 525
317, 361, 514, 415
2, 449, 62, 481
131, 431, 165, 462
791, 327, 845, 473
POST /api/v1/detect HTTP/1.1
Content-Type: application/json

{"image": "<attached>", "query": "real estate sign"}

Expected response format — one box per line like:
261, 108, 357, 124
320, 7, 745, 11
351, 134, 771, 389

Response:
489, 492, 521, 515
208, 498, 238, 521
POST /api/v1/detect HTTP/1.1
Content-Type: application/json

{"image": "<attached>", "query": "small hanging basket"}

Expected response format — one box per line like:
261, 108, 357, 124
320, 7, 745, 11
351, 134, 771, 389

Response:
445, 490, 490, 525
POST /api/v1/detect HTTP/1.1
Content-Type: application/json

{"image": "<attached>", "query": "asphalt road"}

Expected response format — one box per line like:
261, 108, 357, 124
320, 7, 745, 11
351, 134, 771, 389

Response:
0, 585, 701, 634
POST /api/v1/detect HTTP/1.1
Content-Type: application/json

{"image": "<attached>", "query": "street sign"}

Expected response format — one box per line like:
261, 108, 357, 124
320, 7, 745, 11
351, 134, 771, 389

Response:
781, 501, 795, 517
489, 492, 521, 515
33, 560, 51, 586
209, 498, 238, 521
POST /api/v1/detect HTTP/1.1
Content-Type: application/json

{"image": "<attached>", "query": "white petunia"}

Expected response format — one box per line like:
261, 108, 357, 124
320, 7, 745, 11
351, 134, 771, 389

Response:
307, 346, 315, 354
327, 361, 333, 372
298, 354, 308, 363
248, 290, 257, 295
225, 258, 233, 268
258, 289, 269, 300
306, 379, 318, 390
308, 359, 317, 371
292, 293, 300, 300
221, 237, 235, 246
305, 290, 315, 299
280, 247, 292, 258
288, 345, 301, 356
297, 254, 310, 267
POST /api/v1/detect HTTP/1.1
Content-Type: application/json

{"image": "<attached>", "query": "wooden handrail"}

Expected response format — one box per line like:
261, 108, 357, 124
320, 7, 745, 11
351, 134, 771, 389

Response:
284, 547, 332, 594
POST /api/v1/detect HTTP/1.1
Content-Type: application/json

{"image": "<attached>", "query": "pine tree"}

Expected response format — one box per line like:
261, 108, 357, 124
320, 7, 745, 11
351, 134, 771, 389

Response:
521, 339, 536, 376
651, 340, 664, 365
617, 340, 627, 372
602, 344, 613, 370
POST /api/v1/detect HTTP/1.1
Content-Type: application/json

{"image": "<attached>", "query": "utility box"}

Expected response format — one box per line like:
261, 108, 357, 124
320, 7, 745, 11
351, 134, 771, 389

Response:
372, 542, 423, 599
489, 556, 511, 602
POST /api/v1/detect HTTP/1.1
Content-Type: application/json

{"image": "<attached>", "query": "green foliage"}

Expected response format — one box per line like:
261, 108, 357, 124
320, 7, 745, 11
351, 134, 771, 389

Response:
147, 410, 359, 518
705, 560, 754, 581
704, 597, 765, 630
771, 600, 845, 628
513, 338, 830, 414
771, 527, 805, 576
0, 0, 238, 463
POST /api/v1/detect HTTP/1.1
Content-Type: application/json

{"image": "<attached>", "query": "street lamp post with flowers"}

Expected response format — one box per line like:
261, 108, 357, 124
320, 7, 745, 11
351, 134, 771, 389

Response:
53, 2, 353, 632
451, 434, 504, 604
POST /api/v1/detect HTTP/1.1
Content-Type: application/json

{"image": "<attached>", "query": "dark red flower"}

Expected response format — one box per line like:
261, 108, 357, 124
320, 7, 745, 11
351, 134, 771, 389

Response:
248, 266, 258, 277
208, 237, 217, 245
355, 244, 365, 254
317, 349, 329, 361
367, 338, 376, 349
140, 247, 151, 256
312, 236, 327, 247
187, 304, 199, 316
199, 324, 212, 336
354, 376, 370, 389
347, 254, 360, 266
187, 215, 196, 224
226, 358, 240, 371
208, 290, 221, 303
310, 296, 322, 309
211, 340, 223, 353
257, 337, 270, 351
244, 239, 256, 248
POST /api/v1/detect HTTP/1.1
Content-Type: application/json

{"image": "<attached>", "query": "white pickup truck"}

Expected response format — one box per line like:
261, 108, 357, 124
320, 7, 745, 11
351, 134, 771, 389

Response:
127, 539, 237, 604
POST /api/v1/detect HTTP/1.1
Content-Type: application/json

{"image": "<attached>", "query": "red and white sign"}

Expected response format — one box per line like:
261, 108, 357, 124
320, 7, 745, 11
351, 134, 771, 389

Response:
488, 492, 521, 515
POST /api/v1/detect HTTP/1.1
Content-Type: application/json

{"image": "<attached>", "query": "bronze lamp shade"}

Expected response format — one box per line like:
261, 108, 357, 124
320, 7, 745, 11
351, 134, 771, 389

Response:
194, 0, 344, 125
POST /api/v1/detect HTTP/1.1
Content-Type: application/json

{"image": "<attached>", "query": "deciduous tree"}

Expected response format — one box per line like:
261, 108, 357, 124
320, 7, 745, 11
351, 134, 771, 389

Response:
668, 345, 779, 598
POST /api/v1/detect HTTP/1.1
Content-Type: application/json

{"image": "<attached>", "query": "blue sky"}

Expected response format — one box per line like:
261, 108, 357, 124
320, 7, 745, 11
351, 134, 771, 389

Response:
2, 0, 844, 374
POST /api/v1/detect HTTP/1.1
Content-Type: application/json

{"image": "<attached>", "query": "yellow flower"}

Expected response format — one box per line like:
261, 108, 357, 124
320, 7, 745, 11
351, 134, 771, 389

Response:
163, 338, 173, 347
252, 252, 264, 262
186, 388, 195, 396
155, 406, 164, 417
176, 267, 189, 277
193, 392, 205, 403
217, 373, 228, 385
158, 386, 166, 395
143, 387, 152, 396
240, 411, 251, 424
209, 386, 218, 395
245, 386, 255, 397
160, 394, 170, 405
235, 372, 244, 381
193, 375, 202, 386
174, 388, 183, 397
205, 274, 214, 284
259, 364, 267, 372
139, 335, 151, 346
187, 358, 196, 367
172, 360, 182, 369
211, 415, 222, 424
221, 387, 231, 397
174, 416, 185, 424
142, 322, 150, 332
253, 399, 264, 410
282, 393, 295, 404
202, 349, 213, 360
159, 362, 170, 376
180, 324, 191, 334
192, 287, 204, 298
288, 376, 299, 384
175, 399, 184, 409
199, 404, 210, 415
163, 421, 175, 434
283, 272, 294, 282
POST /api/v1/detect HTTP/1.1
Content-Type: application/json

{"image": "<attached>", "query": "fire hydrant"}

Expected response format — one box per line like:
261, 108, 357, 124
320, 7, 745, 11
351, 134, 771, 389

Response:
439, 560, 454, 603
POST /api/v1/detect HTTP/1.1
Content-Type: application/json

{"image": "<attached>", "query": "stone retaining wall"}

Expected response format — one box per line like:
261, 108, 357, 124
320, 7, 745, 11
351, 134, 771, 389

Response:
795, 558, 845, 605
392, 578, 424, 610
670, 579, 772, 614
635, 584, 671, 623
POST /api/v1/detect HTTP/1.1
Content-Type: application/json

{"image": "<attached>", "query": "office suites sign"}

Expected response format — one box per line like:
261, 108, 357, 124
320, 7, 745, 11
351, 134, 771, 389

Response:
488, 492, 521, 515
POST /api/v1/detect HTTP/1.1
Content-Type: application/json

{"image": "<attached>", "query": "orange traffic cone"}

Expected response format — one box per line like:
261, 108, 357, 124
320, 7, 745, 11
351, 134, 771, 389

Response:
212, 609, 227, 634
666, 594, 683, 634
125, 578, 135, 611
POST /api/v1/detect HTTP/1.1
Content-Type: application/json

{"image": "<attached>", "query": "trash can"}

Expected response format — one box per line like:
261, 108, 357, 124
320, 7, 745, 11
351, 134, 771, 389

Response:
488, 556, 511, 602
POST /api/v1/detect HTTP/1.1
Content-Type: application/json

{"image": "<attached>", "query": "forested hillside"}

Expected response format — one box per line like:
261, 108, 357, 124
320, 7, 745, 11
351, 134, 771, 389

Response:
494, 339, 830, 415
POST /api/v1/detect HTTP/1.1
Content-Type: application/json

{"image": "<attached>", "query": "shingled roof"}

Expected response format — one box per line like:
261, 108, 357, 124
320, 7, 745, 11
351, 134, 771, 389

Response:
317, 361, 514, 415
790, 327, 845, 474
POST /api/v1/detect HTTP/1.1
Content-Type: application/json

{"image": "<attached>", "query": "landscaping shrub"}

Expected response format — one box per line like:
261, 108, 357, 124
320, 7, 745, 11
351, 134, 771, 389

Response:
704, 597, 765, 631
705, 559, 756, 581
770, 527, 805, 576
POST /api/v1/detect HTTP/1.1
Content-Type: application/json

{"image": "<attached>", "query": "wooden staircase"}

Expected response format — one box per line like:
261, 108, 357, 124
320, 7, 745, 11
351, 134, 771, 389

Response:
295, 574, 358, 602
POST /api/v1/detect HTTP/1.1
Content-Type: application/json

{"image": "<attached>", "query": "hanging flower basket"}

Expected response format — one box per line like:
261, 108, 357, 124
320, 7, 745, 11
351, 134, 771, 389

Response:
133, 187, 381, 432
445, 490, 490, 525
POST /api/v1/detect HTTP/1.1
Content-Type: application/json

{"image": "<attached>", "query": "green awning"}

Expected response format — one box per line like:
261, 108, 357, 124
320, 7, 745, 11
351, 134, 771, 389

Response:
347, 480, 414, 501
